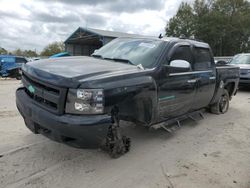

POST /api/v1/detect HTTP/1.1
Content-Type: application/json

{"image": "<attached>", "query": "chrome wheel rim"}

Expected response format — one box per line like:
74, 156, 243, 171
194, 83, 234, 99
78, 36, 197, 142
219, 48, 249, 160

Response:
219, 95, 228, 113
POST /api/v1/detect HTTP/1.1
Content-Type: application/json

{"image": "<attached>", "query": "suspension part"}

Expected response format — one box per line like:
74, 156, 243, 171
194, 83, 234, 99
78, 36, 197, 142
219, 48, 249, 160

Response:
105, 107, 131, 158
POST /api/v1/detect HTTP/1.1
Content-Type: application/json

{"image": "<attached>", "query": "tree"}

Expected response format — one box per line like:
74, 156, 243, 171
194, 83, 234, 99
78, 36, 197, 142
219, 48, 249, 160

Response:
165, 0, 250, 56
23, 50, 38, 57
213, 0, 250, 55
40, 41, 65, 57
12, 48, 38, 57
12, 48, 23, 56
166, 2, 195, 37
0, 47, 8, 55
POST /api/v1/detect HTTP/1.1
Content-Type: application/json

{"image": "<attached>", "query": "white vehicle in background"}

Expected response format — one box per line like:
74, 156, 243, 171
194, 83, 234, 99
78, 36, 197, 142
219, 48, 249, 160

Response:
230, 53, 250, 86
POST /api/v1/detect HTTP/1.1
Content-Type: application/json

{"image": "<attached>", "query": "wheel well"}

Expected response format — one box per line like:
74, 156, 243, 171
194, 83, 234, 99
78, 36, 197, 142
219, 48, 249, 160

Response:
224, 82, 235, 98
114, 96, 154, 125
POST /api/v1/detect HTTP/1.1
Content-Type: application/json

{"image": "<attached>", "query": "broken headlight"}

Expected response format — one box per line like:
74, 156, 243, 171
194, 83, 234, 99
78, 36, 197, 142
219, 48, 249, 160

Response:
65, 89, 104, 114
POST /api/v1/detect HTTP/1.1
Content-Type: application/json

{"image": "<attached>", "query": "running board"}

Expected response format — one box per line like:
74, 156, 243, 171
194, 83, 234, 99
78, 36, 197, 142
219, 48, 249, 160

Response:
151, 110, 205, 132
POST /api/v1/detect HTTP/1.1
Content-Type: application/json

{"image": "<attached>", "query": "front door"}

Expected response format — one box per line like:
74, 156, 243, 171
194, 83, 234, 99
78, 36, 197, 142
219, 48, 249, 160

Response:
158, 45, 196, 120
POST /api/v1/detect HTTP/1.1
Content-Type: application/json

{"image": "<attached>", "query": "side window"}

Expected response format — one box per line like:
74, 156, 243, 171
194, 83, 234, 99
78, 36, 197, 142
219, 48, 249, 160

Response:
1, 57, 15, 63
170, 46, 193, 64
193, 48, 212, 71
16, 57, 27, 64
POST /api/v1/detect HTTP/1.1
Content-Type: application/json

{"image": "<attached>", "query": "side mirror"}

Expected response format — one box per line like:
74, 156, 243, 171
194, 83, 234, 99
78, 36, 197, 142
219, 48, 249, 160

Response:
216, 60, 227, 66
170, 60, 191, 69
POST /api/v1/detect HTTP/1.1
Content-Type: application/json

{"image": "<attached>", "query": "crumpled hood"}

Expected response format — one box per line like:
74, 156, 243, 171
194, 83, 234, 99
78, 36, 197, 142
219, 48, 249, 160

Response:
23, 56, 143, 88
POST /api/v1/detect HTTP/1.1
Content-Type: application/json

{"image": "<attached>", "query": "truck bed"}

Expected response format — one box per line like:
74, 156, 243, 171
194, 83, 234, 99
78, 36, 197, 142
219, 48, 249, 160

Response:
210, 65, 240, 104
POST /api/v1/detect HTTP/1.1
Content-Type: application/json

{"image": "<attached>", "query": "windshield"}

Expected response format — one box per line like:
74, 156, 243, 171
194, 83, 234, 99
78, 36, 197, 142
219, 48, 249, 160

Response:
92, 38, 163, 68
230, 54, 250, 65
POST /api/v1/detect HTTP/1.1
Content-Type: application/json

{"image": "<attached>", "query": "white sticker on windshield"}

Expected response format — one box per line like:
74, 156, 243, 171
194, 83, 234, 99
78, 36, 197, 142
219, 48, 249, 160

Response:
139, 43, 156, 48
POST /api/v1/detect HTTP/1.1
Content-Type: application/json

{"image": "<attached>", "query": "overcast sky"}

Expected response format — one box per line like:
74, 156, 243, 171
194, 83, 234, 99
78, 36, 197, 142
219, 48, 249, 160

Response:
0, 0, 192, 52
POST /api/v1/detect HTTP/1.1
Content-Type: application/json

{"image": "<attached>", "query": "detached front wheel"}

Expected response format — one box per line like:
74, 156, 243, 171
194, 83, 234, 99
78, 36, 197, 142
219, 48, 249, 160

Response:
210, 90, 229, 114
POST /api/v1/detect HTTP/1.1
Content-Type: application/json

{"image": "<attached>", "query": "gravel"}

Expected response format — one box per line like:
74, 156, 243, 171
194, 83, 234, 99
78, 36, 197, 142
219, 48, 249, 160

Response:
0, 80, 250, 188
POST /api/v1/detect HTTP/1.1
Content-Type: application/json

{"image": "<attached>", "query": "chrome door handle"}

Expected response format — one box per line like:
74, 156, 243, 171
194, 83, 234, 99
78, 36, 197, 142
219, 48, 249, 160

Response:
187, 79, 197, 83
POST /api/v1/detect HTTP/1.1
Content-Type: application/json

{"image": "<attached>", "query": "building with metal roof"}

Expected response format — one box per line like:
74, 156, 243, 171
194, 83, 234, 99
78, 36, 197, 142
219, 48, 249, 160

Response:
64, 27, 144, 56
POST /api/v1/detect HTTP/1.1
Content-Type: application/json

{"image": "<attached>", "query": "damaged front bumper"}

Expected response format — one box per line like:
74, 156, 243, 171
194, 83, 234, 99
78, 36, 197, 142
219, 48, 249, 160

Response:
16, 88, 111, 148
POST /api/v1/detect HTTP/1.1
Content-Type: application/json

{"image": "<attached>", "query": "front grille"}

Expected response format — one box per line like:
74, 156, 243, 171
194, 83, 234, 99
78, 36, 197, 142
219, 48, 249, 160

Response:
22, 73, 67, 114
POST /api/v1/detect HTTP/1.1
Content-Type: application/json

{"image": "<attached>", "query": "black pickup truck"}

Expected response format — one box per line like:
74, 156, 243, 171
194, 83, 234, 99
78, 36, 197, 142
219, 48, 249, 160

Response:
16, 37, 239, 157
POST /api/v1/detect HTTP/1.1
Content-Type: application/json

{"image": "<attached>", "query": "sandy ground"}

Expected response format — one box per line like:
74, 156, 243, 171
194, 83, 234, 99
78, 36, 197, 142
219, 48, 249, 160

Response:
0, 79, 250, 188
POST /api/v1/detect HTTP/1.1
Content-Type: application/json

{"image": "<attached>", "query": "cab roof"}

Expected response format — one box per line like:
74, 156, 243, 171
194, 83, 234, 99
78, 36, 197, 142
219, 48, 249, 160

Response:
117, 36, 210, 49
161, 37, 210, 49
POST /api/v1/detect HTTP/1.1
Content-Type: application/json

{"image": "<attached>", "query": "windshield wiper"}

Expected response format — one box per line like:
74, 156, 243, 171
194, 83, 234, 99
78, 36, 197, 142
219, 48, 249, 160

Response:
92, 54, 103, 59
104, 57, 135, 65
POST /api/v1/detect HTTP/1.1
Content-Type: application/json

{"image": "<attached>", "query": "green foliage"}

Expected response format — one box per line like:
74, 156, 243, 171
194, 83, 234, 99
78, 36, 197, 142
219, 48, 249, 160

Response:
166, 2, 195, 37
0, 47, 8, 55
165, 0, 250, 56
12, 49, 23, 56
40, 41, 65, 57
23, 50, 38, 57
1, 41, 64, 57
12, 48, 38, 57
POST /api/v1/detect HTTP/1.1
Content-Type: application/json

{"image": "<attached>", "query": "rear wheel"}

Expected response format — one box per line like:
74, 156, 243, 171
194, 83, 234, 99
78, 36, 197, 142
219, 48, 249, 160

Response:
210, 90, 229, 114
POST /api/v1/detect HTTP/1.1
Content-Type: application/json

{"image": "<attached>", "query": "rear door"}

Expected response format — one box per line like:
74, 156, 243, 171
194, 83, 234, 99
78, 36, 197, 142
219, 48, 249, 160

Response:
191, 47, 216, 110
158, 45, 197, 119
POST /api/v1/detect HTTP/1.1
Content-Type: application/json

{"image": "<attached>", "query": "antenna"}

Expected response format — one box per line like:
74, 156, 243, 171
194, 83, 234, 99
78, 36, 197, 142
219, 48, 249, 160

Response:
85, 18, 88, 29
158, 33, 163, 39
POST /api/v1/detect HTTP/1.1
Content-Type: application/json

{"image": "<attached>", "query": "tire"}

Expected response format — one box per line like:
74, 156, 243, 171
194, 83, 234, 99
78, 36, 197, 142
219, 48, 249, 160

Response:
210, 90, 229, 114
15, 69, 22, 80
16, 75, 22, 80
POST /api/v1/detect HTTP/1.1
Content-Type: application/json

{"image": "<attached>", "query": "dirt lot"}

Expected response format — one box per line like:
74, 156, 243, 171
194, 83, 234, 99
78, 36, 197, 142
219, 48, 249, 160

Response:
0, 79, 250, 188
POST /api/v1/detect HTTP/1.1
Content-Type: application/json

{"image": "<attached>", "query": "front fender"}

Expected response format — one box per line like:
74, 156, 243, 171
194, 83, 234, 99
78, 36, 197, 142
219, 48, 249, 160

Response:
104, 76, 158, 125
6, 65, 21, 72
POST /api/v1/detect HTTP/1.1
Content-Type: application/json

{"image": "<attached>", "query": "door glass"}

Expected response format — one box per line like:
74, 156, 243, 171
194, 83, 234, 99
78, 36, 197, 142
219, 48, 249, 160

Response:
170, 46, 193, 64
1, 57, 15, 63
16, 57, 28, 64
193, 48, 211, 70
168, 46, 192, 73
